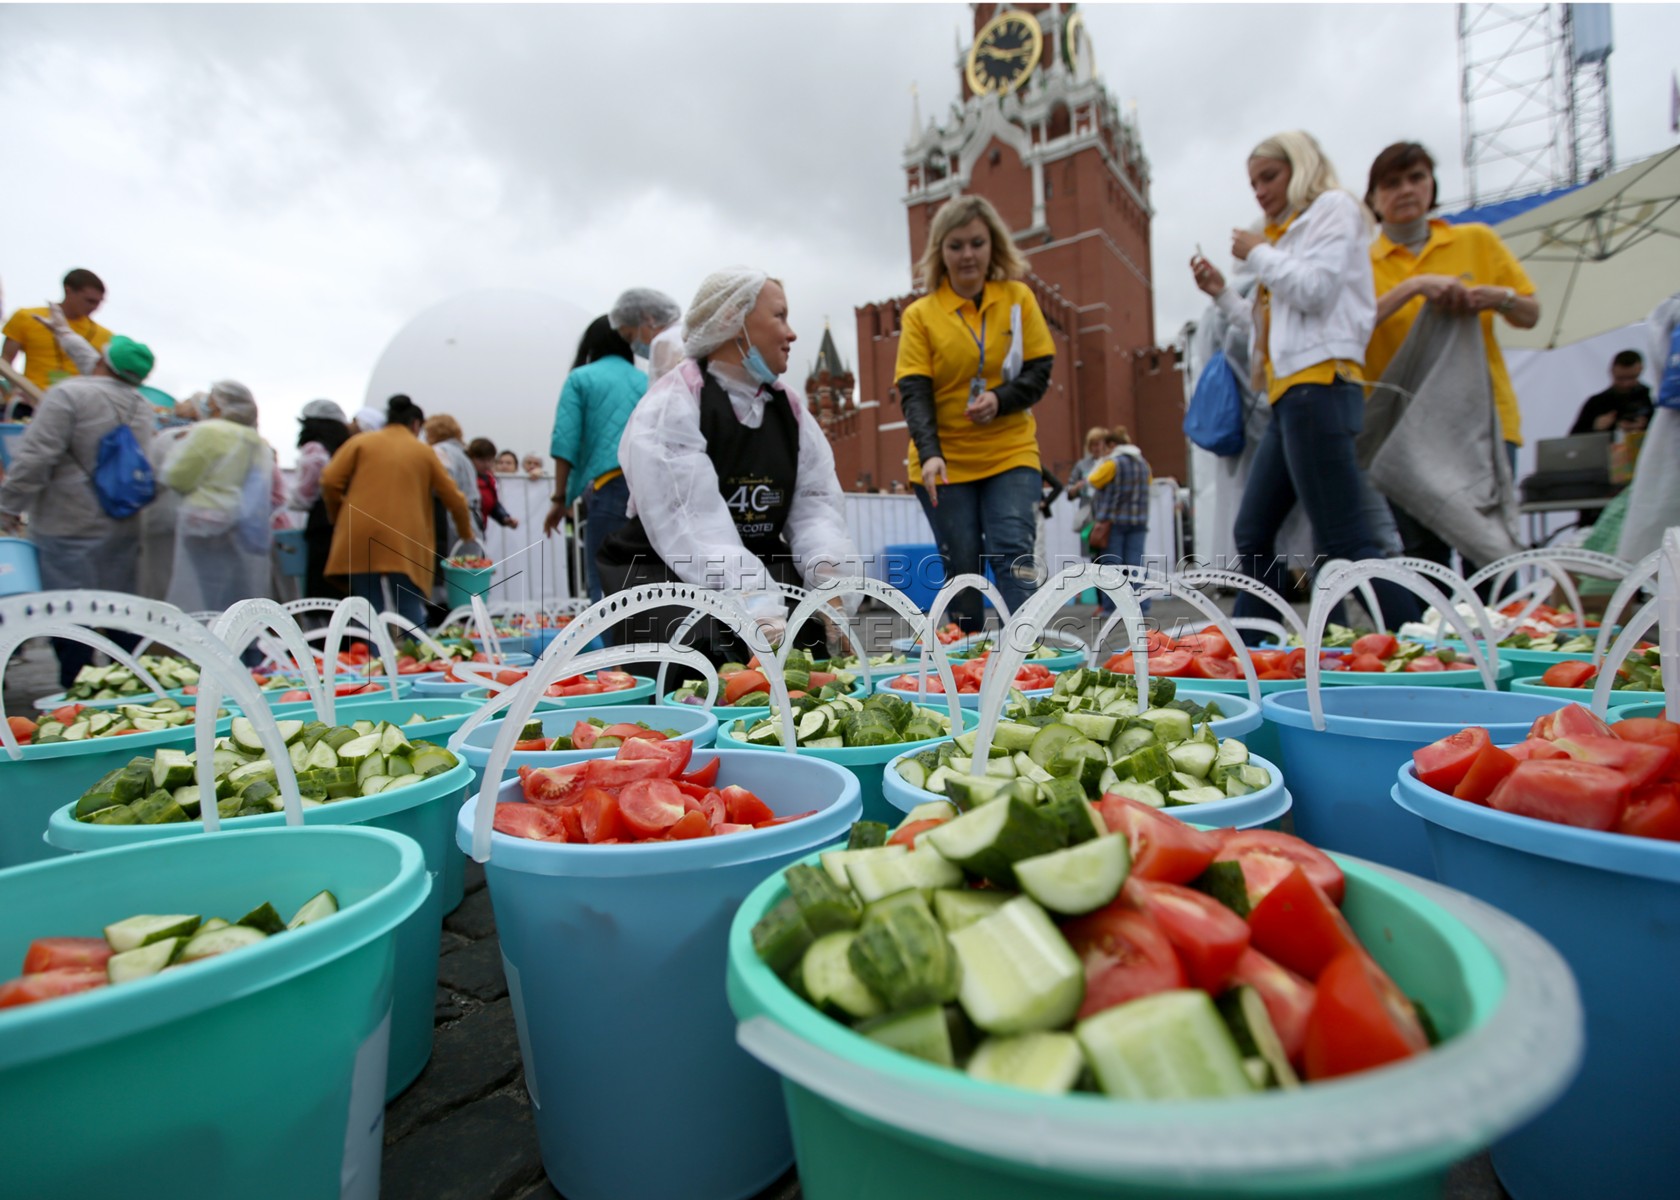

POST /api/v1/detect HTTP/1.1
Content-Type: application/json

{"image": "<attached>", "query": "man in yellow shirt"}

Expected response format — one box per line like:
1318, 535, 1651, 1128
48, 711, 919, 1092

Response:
2, 268, 112, 397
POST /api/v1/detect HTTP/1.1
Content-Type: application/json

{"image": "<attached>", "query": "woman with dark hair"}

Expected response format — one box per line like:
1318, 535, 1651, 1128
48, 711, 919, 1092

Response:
320, 393, 475, 628
1363, 140, 1539, 567
542, 307, 658, 600
291, 399, 352, 602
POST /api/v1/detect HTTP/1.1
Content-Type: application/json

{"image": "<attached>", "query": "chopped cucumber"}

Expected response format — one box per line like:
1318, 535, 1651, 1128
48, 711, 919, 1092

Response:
967, 1031, 1086, 1094
1077, 990, 1257, 1100
931, 887, 1010, 932
847, 891, 959, 1012
237, 902, 286, 935
752, 896, 815, 975
287, 889, 340, 929
784, 864, 862, 934
801, 931, 884, 1020
821, 844, 907, 890
1217, 985, 1300, 1089
846, 845, 964, 903
178, 924, 268, 962
106, 936, 185, 983
949, 896, 1084, 1034
859, 1004, 956, 1067
105, 913, 202, 953
1014, 834, 1131, 915
925, 796, 1065, 889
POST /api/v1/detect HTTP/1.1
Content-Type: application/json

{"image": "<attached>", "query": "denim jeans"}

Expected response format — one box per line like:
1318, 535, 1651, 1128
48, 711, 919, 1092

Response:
33, 530, 142, 688
581, 474, 631, 604
913, 465, 1041, 630
1092, 525, 1150, 614
1232, 379, 1422, 629
348, 572, 428, 631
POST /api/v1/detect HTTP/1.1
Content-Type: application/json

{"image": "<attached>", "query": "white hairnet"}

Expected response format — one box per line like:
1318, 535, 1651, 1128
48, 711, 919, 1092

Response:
610, 287, 682, 332
209, 380, 258, 427
354, 405, 386, 431
683, 268, 769, 359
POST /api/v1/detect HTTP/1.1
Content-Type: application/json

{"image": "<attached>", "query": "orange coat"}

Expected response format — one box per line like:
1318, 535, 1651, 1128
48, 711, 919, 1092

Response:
320, 424, 476, 588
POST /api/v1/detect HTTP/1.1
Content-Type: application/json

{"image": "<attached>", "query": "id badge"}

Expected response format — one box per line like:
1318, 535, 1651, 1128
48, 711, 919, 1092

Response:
968, 376, 985, 406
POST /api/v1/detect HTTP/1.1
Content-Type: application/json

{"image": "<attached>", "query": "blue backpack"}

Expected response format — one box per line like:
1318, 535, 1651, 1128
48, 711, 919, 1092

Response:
90, 398, 156, 519
1183, 350, 1245, 457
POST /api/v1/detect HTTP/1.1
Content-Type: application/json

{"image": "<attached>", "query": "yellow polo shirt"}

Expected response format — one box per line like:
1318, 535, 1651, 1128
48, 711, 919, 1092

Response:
895, 279, 1055, 483
1, 307, 111, 390
1256, 212, 1362, 403
1368, 219, 1534, 445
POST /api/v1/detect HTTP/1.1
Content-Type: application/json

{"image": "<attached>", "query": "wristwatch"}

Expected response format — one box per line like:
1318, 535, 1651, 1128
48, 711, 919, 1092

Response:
1497, 288, 1517, 314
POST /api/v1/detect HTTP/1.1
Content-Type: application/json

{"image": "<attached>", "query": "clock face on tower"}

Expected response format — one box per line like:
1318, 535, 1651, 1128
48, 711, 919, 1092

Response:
965, 10, 1043, 97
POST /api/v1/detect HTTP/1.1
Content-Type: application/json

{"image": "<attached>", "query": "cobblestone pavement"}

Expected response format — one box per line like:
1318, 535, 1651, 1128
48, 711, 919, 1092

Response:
3, 611, 1509, 1200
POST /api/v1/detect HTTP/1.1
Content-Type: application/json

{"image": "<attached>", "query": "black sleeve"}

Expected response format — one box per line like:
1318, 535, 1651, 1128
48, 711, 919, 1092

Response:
1570, 391, 1611, 435
897, 374, 943, 464
993, 355, 1055, 417
1038, 467, 1064, 505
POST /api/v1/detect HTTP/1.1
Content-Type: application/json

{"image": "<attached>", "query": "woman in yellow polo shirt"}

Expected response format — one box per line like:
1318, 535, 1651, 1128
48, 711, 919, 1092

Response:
895, 194, 1056, 630
1192, 130, 1421, 630
1364, 140, 1540, 568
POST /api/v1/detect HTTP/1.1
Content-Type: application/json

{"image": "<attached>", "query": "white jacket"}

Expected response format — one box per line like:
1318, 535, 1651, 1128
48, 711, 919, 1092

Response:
1215, 190, 1376, 382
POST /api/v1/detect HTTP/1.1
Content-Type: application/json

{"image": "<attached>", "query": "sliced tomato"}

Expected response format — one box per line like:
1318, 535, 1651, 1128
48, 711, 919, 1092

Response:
1350, 633, 1399, 659
578, 787, 627, 842
724, 670, 769, 705
722, 784, 774, 826
514, 738, 551, 753
1507, 737, 1569, 762
1451, 743, 1519, 804
517, 763, 586, 806
1345, 652, 1386, 673
757, 810, 818, 828
1488, 758, 1629, 831
1405, 655, 1446, 672
9, 715, 40, 741
1258, 669, 1295, 681
1301, 950, 1429, 1081
1246, 865, 1363, 980
666, 810, 713, 840
602, 723, 664, 742
681, 757, 721, 788
0, 967, 108, 1009
1062, 901, 1187, 1019
1214, 829, 1346, 907
1127, 879, 1250, 992
278, 689, 311, 702
617, 779, 687, 838
714, 822, 755, 835
1617, 782, 1680, 841
22, 937, 113, 974
1187, 654, 1242, 680
558, 680, 605, 696
495, 669, 527, 686
1553, 733, 1670, 789
1227, 948, 1316, 1063
493, 802, 561, 841
554, 804, 584, 843
617, 736, 693, 776
808, 671, 838, 689
1250, 650, 1288, 675
1142, 649, 1193, 677
1412, 726, 1492, 792
1540, 661, 1598, 689
887, 818, 946, 848
581, 758, 669, 788
1528, 703, 1614, 743
596, 670, 638, 692
1093, 794, 1220, 884
1610, 717, 1680, 781
570, 722, 600, 750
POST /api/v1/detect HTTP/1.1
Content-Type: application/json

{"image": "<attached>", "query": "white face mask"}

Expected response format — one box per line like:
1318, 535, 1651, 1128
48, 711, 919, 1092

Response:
736, 335, 777, 385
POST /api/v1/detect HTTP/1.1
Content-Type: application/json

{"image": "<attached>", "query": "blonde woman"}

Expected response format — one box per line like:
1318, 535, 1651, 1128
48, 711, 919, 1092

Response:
895, 194, 1056, 630
423, 413, 482, 542
1191, 131, 1418, 627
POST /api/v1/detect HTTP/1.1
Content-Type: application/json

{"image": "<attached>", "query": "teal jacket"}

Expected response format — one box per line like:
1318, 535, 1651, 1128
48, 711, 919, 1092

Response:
549, 355, 648, 506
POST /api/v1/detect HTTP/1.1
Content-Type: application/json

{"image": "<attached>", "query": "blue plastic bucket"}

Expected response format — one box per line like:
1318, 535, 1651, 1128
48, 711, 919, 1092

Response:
463, 674, 657, 710
1319, 660, 1515, 688
1508, 676, 1655, 708
0, 535, 41, 595
454, 703, 720, 785
458, 750, 861, 1200
467, 633, 540, 657
272, 528, 308, 578
881, 542, 943, 611
882, 747, 1293, 830
1393, 763, 1680, 1197
409, 657, 538, 698
714, 705, 979, 826
46, 761, 473, 1101
0, 423, 23, 467
0, 714, 234, 868
1148, 676, 1307, 767
725, 846, 1580, 1200
262, 680, 415, 717
0, 826, 427, 1200
1263, 688, 1565, 878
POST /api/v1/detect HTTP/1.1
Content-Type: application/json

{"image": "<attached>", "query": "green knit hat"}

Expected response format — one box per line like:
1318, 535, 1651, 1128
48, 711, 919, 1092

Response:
103, 335, 155, 385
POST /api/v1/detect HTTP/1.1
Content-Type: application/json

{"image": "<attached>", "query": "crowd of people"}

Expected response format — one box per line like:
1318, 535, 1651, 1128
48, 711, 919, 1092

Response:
3, 126, 1677, 677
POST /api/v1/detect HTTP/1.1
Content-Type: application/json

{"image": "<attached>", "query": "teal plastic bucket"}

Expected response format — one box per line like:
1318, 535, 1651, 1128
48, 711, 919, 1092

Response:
656, 672, 870, 727
262, 681, 415, 717
455, 702, 720, 785
1262, 688, 1565, 879
1611, 699, 1670, 720
714, 705, 980, 826
950, 647, 1088, 673
441, 562, 494, 610
881, 748, 1292, 831
0, 535, 42, 595
464, 673, 656, 710
874, 671, 1055, 709
726, 849, 1581, 1200
1319, 660, 1514, 688
1393, 764, 1679, 1197
272, 527, 307, 578
1508, 676, 1655, 708
0, 714, 234, 868
467, 633, 539, 657
1439, 642, 1593, 683
45, 761, 473, 1101
33, 687, 179, 712
458, 750, 861, 1200
0, 826, 427, 1200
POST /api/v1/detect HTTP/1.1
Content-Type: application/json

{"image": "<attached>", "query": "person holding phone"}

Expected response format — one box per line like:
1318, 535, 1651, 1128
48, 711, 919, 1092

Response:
895, 194, 1056, 630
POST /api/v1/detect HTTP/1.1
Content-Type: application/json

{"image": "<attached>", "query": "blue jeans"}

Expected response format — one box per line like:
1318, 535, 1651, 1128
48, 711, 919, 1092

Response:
1232, 380, 1422, 629
1092, 525, 1150, 614
348, 572, 428, 631
913, 465, 1040, 630
581, 473, 630, 604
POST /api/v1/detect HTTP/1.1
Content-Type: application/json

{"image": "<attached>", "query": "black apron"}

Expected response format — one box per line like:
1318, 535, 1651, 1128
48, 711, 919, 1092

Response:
597, 360, 817, 662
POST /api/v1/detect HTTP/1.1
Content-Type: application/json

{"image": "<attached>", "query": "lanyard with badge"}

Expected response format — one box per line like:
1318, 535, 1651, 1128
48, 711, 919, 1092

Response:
962, 306, 987, 408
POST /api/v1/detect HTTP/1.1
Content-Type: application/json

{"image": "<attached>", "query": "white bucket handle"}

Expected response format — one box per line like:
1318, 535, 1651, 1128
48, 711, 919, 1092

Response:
0, 624, 169, 760
1387, 556, 1503, 676
1470, 547, 1629, 641
817, 575, 963, 729
1317, 557, 1384, 633
316, 598, 405, 723
1172, 567, 1309, 646
1594, 549, 1662, 666
0, 592, 306, 828
209, 599, 331, 718
1086, 568, 1261, 708
1592, 529, 1678, 720
1306, 562, 1496, 732
468, 582, 792, 862
782, 577, 924, 719
469, 593, 503, 661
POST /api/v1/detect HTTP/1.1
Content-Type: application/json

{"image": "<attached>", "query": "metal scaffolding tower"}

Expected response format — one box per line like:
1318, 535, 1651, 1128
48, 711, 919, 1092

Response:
1458, 3, 1614, 206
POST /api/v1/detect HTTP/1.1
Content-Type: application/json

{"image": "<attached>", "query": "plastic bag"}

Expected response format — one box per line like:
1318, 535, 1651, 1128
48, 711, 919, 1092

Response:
1183, 350, 1245, 457
234, 443, 274, 555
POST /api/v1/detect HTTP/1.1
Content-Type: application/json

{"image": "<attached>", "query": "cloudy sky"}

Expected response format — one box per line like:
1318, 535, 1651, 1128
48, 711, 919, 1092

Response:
3, 2, 1677, 462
